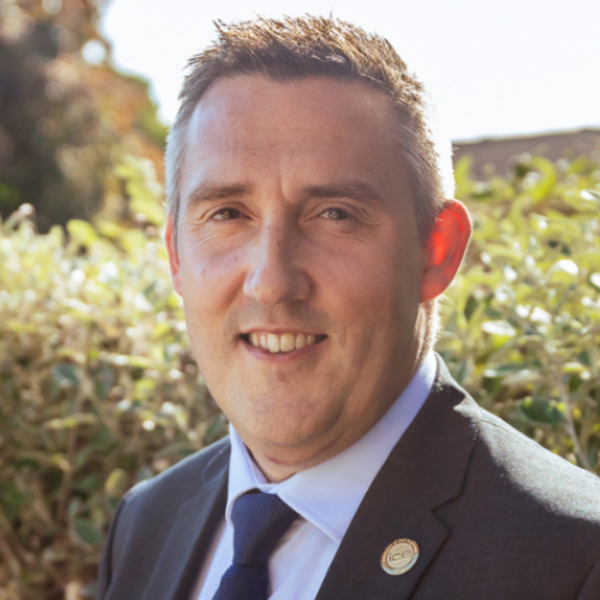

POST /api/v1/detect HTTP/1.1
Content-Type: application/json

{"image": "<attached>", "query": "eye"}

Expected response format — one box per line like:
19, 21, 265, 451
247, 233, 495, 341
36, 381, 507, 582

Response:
319, 207, 351, 221
212, 208, 242, 221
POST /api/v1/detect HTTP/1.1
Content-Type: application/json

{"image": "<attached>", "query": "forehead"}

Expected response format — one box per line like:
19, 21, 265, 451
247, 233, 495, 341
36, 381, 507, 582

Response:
183, 75, 399, 165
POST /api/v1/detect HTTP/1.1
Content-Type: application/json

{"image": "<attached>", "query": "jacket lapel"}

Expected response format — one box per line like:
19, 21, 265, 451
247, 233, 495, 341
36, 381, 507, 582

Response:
145, 442, 230, 600
316, 356, 481, 600
314, 466, 450, 600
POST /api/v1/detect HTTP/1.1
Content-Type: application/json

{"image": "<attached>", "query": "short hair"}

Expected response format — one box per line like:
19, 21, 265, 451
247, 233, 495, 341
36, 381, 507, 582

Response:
165, 15, 454, 247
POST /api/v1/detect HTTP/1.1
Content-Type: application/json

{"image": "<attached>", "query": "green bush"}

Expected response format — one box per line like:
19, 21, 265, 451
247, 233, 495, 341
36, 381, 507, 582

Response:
0, 152, 599, 598
438, 153, 600, 470
0, 159, 224, 600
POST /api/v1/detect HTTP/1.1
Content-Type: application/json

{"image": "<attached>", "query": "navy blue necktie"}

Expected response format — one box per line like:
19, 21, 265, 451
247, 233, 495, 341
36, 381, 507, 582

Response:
212, 490, 299, 600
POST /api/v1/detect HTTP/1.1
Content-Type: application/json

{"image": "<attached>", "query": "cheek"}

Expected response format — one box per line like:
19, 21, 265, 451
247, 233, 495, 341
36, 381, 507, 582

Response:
343, 248, 421, 340
179, 239, 244, 301
178, 244, 246, 361
332, 240, 418, 304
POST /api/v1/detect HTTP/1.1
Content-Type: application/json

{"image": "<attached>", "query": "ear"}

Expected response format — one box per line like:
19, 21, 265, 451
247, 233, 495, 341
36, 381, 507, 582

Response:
165, 215, 183, 296
420, 199, 472, 303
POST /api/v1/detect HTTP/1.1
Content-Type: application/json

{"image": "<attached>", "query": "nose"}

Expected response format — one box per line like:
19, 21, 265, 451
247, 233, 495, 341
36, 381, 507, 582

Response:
243, 223, 312, 306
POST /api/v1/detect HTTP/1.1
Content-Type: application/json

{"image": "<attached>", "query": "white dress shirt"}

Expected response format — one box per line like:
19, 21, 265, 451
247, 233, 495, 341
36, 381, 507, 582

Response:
192, 351, 436, 600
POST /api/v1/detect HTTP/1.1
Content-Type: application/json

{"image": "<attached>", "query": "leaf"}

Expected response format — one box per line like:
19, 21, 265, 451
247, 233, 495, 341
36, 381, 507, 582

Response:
130, 195, 165, 226
74, 518, 103, 546
52, 363, 80, 388
67, 220, 99, 246
454, 155, 473, 199
94, 364, 115, 399
520, 397, 564, 425
0, 484, 28, 521
463, 295, 479, 322
62, 414, 98, 428
502, 369, 541, 387
74, 475, 100, 492
104, 468, 128, 498
481, 320, 516, 337
529, 157, 557, 202
580, 189, 600, 202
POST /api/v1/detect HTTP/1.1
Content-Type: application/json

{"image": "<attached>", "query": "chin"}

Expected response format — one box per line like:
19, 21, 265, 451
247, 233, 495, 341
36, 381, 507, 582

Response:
240, 409, 339, 452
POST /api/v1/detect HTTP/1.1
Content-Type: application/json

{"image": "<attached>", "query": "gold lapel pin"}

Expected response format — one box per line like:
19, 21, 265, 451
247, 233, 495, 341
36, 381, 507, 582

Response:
381, 538, 419, 576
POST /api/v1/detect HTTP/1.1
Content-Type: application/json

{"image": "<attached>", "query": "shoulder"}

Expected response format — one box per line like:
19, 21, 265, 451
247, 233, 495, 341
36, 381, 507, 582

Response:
110, 435, 230, 555
450, 403, 600, 589
122, 435, 231, 514
432, 356, 600, 526
425, 370, 600, 596
114, 435, 229, 556
96, 437, 230, 598
474, 408, 600, 523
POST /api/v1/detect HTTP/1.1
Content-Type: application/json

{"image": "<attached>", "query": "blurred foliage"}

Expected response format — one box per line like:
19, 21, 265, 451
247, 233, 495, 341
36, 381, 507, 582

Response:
0, 0, 167, 232
0, 150, 599, 598
0, 159, 225, 600
439, 151, 600, 471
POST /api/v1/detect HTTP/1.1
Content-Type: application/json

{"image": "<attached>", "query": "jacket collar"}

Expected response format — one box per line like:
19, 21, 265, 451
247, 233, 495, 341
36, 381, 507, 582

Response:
391, 356, 481, 510
315, 355, 481, 600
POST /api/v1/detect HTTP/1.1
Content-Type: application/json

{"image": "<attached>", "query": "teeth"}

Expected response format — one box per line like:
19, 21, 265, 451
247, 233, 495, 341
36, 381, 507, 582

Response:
280, 333, 296, 352
267, 333, 279, 353
246, 332, 319, 353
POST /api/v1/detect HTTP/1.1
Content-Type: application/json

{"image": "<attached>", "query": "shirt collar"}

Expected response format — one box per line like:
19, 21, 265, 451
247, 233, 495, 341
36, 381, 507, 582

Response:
226, 351, 437, 544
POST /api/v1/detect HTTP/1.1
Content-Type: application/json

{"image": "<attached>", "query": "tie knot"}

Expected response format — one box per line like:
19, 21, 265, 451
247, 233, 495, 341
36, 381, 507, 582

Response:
231, 491, 299, 565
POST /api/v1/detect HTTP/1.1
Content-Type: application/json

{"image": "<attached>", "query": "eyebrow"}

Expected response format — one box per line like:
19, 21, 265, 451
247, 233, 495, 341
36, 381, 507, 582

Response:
185, 179, 385, 209
299, 181, 385, 205
185, 184, 251, 208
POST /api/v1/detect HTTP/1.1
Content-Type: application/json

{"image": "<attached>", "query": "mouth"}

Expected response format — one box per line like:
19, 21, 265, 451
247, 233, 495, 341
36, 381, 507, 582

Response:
240, 331, 328, 354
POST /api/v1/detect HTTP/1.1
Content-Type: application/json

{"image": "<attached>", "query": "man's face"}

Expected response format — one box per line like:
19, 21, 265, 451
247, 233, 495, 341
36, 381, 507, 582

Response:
168, 75, 429, 479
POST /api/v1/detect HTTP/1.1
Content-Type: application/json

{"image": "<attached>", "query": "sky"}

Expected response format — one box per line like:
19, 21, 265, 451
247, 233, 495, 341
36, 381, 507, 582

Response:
101, 0, 600, 142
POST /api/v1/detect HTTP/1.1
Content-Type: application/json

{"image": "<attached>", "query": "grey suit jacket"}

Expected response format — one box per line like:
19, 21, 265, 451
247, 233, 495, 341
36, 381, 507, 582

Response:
96, 358, 600, 599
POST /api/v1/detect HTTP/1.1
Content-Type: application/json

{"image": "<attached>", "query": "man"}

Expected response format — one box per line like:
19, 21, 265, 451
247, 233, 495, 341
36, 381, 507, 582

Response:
97, 16, 600, 600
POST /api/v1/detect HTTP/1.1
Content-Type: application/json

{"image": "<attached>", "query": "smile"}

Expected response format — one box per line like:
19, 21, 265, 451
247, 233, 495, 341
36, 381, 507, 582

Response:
241, 332, 327, 353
